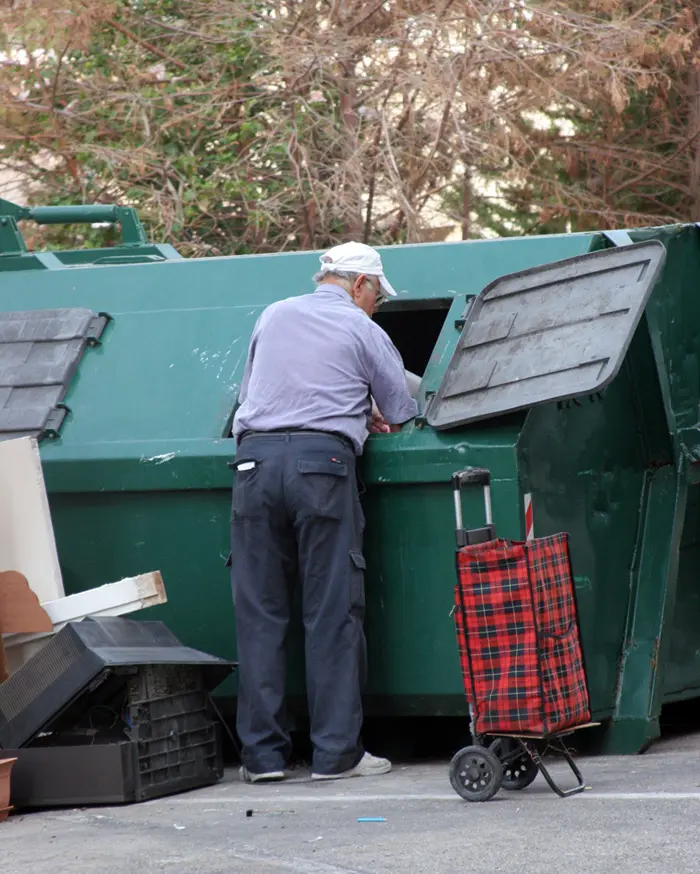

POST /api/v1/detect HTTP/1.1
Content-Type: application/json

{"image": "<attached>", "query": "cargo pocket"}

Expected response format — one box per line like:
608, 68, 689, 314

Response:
349, 549, 366, 618
297, 458, 348, 519
230, 458, 263, 521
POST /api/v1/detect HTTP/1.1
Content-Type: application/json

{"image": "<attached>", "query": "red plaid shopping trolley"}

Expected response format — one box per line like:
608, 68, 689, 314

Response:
448, 468, 597, 802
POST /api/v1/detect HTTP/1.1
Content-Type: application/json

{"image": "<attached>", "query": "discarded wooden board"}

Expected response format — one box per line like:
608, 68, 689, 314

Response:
2, 571, 167, 674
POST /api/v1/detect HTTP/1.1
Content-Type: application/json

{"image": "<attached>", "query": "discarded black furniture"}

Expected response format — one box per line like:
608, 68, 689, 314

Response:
0, 616, 236, 806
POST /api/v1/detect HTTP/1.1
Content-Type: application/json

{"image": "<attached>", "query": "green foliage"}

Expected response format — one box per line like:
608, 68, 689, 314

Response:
1, 1, 695, 253
1, 1, 298, 254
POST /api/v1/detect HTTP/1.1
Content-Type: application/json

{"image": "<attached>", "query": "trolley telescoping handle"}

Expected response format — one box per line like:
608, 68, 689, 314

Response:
452, 468, 495, 548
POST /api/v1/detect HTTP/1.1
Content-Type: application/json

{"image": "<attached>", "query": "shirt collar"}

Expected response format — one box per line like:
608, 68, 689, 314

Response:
314, 283, 355, 304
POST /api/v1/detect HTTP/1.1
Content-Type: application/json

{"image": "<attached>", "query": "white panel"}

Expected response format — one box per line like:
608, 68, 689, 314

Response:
0, 436, 63, 604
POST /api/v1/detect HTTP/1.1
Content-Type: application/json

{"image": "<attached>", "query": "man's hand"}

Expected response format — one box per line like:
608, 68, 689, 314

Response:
369, 406, 391, 434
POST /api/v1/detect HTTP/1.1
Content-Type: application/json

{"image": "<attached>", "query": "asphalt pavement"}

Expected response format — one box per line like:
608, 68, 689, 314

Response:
4, 728, 700, 873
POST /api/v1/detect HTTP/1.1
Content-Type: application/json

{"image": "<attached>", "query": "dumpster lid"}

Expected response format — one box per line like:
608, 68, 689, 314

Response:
0, 307, 106, 441
426, 240, 666, 430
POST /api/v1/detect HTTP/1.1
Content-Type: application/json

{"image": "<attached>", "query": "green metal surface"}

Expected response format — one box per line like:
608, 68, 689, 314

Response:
0, 230, 589, 711
636, 226, 700, 713
0, 215, 27, 255
606, 465, 687, 753
0, 197, 181, 268
0, 199, 148, 247
4, 204, 700, 752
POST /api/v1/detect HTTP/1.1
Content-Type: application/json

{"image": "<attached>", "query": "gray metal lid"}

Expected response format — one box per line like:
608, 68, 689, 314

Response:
426, 240, 666, 430
0, 307, 107, 440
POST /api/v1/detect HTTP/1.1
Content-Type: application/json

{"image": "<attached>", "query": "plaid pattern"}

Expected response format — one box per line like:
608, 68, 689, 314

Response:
454, 532, 590, 737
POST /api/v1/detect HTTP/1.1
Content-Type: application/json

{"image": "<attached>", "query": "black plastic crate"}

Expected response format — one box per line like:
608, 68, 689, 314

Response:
128, 675, 223, 801
8, 664, 225, 807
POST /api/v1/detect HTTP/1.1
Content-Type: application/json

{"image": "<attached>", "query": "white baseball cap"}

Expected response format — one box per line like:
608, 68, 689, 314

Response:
318, 241, 397, 300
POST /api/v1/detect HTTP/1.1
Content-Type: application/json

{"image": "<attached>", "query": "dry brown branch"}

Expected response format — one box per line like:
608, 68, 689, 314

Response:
0, 0, 695, 254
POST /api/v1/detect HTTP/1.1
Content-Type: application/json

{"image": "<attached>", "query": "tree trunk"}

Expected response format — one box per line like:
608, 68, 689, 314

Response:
335, 1, 364, 241
689, 82, 700, 219
461, 166, 471, 240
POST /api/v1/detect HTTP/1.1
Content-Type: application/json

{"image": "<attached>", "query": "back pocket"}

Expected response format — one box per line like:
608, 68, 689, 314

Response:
231, 457, 262, 520
297, 458, 348, 519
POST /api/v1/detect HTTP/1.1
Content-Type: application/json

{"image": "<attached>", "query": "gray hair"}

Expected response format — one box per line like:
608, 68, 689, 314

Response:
313, 268, 365, 288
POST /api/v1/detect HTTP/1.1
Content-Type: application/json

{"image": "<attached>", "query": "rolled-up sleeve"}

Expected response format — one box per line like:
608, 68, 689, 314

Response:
363, 326, 419, 425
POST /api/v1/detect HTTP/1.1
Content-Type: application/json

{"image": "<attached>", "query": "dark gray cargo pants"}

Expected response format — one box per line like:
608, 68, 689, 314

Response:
230, 430, 367, 776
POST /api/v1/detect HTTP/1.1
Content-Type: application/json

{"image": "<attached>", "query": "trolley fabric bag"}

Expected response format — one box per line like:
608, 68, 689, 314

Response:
454, 532, 590, 737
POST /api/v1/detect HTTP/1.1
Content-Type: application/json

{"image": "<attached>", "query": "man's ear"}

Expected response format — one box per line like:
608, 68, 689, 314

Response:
351, 274, 367, 300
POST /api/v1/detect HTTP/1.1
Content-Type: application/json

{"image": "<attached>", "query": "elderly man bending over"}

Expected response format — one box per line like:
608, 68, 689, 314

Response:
231, 241, 418, 783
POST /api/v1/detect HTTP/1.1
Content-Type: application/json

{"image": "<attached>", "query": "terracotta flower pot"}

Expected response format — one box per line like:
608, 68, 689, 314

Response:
0, 758, 17, 816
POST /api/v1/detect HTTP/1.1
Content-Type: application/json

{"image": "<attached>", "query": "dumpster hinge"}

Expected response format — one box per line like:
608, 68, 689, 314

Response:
416, 390, 436, 428
87, 312, 112, 347
43, 404, 70, 440
557, 391, 604, 410
601, 230, 634, 247
0, 215, 28, 256
454, 295, 477, 332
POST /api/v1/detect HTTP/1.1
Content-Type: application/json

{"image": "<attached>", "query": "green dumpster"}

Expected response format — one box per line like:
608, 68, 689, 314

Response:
0, 198, 697, 753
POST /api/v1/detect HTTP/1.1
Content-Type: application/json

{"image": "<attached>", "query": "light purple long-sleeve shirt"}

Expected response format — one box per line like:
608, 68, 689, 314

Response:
232, 284, 418, 454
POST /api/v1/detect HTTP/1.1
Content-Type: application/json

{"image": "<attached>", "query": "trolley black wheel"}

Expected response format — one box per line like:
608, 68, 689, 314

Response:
488, 738, 538, 791
449, 745, 503, 802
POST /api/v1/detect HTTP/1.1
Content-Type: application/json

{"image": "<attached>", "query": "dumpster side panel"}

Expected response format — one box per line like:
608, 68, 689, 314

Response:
666, 487, 700, 698
361, 470, 522, 715
615, 227, 700, 730
517, 225, 700, 753
48, 490, 236, 646
48, 436, 524, 716
363, 482, 471, 714
610, 465, 686, 752
625, 226, 700, 448
518, 319, 672, 726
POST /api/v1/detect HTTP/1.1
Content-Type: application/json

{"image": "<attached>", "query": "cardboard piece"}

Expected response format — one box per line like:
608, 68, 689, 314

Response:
0, 437, 64, 604
0, 571, 53, 634
0, 571, 53, 684
0, 642, 7, 684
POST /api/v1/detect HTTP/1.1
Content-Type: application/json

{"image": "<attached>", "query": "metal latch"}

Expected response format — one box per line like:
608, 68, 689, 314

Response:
43, 404, 70, 440
454, 294, 477, 331
87, 312, 112, 347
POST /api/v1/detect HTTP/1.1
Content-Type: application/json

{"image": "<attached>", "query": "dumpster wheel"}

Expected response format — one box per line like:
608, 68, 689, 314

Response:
449, 745, 503, 802
488, 737, 538, 791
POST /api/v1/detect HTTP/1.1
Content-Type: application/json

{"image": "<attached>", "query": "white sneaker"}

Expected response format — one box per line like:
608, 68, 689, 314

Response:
311, 752, 392, 781
239, 766, 285, 784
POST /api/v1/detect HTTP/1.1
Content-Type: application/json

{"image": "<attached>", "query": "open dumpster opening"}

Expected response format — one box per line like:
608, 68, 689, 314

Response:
373, 298, 451, 377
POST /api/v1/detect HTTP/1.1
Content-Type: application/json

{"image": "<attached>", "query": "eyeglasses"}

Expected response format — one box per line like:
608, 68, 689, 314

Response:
366, 278, 387, 308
